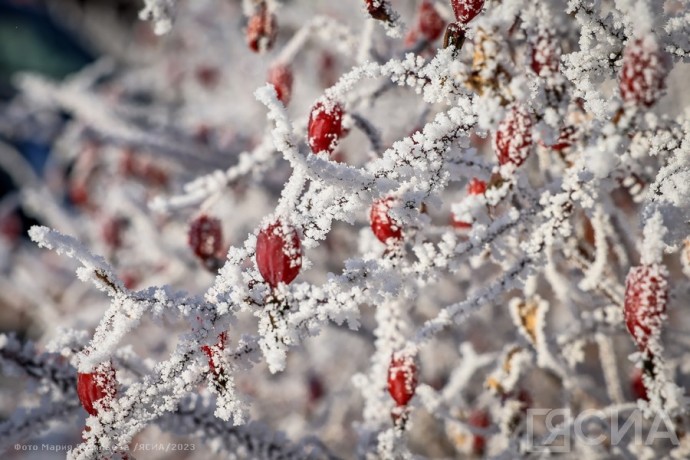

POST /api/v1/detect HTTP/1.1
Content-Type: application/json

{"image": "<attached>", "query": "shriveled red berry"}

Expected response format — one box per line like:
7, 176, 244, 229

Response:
267, 63, 294, 106
624, 264, 668, 352
443, 22, 466, 52
188, 215, 223, 264
246, 3, 277, 53
494, 106, 533, 168
365, 0, 393, 23
530, 33, 560, 76
387, 352, 418, 407
370, 197, 403, 244
620, 37, 668, 107
418, 0, 445, 42
308, 101, 345, 154
468, 409, 491, 454
451, 0, 485, 24
256, 220, 302, 287
77, 362, 117, 416
631, 368, 649, 401
201, 331, 227, 376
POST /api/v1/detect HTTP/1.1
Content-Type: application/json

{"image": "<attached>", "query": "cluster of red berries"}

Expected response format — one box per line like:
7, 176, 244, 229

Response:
77, 362, 117, 416
619, 37, 668, 108
255, 220, 302, 288
188, 215, 225, 271
623, 264, 668, 353
246, 2, 277, 53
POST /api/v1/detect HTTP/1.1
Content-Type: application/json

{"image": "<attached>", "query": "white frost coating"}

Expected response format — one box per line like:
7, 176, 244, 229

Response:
139, 0, 178, 35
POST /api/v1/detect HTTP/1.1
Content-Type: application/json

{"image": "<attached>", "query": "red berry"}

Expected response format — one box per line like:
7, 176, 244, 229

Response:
631, 368, 649, 401
188, 215, 223, 263
370, 197, 403, 244
365, 0, 393, 22
451, 217, 472, 229
467, 178, 487, 195
452, 178, 486, 228
620, 37, 668, 107
102, 217, 126, 250
404, 27, 420, 47
418, 0, 445, 42
69, 182, 89, 207
0, 212, 21, 242
77, 362, 117, 416
530, 33, 560, 76
493, 106, 533, 168
549, 125, 576, 152
451, 0, 485, 24
624, 264, 668, 352
256, 220, 302, 288
267, 63, 294, 106
195, 65, 220, 89
201, 331, 227, 376
387, 353, 418, 407
443, 22, 467, 51
246, 3, 277, 53
468, 409, 490, 454
308, 374, 325, 404
308, 101, 345, 155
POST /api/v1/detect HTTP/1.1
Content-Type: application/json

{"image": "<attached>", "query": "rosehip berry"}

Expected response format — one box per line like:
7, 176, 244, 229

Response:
188, 215, 224, 267
443, 22, 466, 52
267, 63, 294, 106
624, 264, 668, 352
418, 0, 445, 42
195, 65, 220, 89
77, 362, 117, 416
246, 3, 277, 53
620, 37, 668, 107
365, 0, 393, 23
102, 217, 127, 250
256, 220, 302, 288
404, 27, 420, 47
201, 331, 227, 376
468, 409, 490, 454
549, 125, 576, 152
467, 178, 487, 195
370, 197, 403, 244
451, 0, 485, 24
451, 178, 486, 229
387, 352, 418, 407
631, 368, 649, 401
493, 106, 533, 168
308, 101, 345, 155
530, 33, 560, 76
